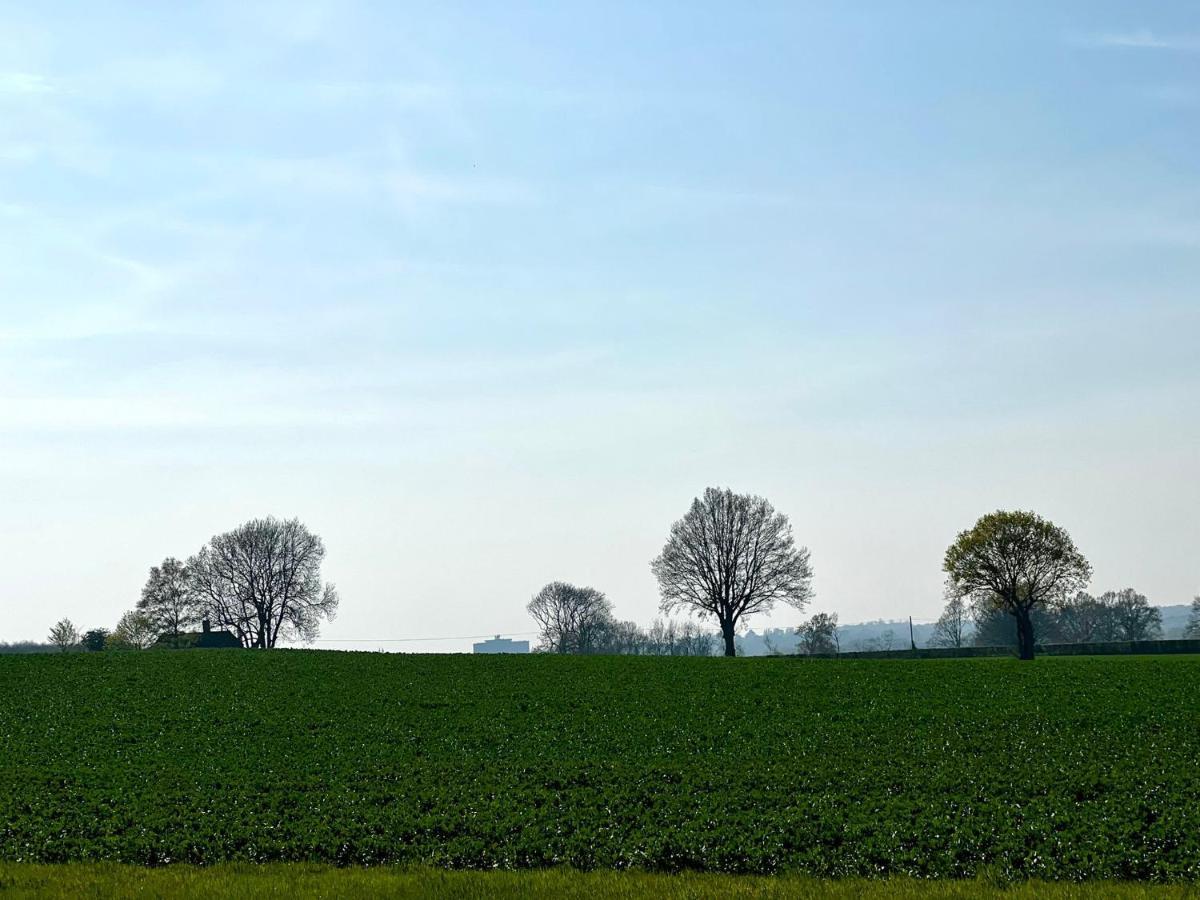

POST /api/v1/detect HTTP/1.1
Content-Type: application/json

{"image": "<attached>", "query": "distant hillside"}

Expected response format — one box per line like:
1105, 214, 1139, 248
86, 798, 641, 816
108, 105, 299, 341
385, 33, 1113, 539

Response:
1160, 604, 1194, 639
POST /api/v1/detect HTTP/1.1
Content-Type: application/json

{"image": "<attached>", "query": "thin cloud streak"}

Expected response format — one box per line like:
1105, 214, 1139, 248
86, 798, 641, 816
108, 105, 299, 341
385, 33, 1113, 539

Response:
1075, 30, 1200, 51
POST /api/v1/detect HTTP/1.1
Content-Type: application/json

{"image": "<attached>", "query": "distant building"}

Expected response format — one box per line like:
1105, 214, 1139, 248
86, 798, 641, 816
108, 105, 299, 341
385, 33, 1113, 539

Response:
152, 619, 242, 650
472, 635, 530, 654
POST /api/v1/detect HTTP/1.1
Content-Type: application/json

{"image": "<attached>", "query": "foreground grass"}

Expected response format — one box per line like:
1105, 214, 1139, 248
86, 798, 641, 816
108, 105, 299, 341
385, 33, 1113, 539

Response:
0, 866, 1195, 899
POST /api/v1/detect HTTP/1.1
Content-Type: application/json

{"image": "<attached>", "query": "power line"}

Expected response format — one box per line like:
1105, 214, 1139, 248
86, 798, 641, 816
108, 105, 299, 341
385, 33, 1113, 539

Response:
305, 631, 538, 643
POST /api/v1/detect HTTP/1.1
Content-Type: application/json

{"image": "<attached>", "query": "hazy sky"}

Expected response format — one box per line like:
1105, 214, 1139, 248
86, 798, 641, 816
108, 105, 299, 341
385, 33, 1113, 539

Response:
2, 2, 1197, 651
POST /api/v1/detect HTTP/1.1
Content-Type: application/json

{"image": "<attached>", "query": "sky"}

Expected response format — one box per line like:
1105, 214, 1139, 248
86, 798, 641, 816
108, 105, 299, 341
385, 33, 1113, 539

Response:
1, 1, 1197, 651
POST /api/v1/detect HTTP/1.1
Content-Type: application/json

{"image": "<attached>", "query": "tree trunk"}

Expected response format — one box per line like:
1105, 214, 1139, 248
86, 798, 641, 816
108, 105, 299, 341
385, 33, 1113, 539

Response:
721, 620, 736, 657
1015, 608, 1036, 660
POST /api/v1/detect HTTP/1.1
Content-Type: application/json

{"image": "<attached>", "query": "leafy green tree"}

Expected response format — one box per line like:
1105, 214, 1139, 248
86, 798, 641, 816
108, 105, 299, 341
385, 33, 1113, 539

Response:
652, 487, 813, 657
111, 610, 157, 650
944, 510, 1091, 660
48, 618, 79, 652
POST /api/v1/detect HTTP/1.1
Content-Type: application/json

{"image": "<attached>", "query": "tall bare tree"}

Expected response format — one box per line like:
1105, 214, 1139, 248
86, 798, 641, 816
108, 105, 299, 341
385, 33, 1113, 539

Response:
929, 595, 969, 648
651, 487, 813, 657
944, 510, 1091, 660
48, 618, 79, 652
526, 582, 613, 653
187, 517, 339, 648
138, 557, 201, 642
1101, 588, 1162, 642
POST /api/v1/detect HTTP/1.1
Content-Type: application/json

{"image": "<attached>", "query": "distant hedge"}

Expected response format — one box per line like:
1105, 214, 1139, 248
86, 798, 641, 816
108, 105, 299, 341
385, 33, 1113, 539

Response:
816, 639, 1200, 660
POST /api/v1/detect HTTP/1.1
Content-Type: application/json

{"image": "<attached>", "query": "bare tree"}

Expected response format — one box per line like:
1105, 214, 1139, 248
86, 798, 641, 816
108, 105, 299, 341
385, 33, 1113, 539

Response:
526, 582, 613, 653
138, 557, 201, 642
1186, 597, 1200, 639
651, 487, 814, 657
112, 610, 157, 650
1055, 591, 1113, 643
929, 595, 969, 648
48, 618, 79, 652
1101, 588, 1162, 642
187, 517, 339, 648
944, 510, 1091, 660
798, 612, 839, 654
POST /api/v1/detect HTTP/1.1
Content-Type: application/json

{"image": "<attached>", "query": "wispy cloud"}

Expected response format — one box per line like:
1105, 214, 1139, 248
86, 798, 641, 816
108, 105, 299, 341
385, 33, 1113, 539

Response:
1075, 30, 1200, 51
0, 71, 55, 95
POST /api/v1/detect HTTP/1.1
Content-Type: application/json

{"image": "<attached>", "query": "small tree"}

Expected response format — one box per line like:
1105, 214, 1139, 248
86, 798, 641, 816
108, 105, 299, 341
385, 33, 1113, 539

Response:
798, 612, 839, 655
112, 610, 157, 650
652, 487, 814, 657
1101, 588, 1162, 642
526, 582, 614, 654
929, 595, 969, 648
48, 618, 79, 652
944, 510, 1091, 660
80, 628, 110, 652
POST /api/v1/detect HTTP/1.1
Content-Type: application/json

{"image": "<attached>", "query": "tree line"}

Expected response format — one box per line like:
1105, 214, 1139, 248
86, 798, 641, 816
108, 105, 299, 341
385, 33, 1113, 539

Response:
48, 516, 338, 651
41, 489, 1199, 659
530, 490, 1197, 660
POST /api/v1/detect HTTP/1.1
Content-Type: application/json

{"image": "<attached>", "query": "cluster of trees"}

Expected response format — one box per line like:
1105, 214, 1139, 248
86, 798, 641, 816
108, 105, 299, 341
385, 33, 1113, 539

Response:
526, 582, 717, 656
528, 491, 1196, 662
528, 487, 816, 658
930, 588, 1168, 651
47, 610, 158, 653
937, 509, 1200, 659
49, 517, 338, 651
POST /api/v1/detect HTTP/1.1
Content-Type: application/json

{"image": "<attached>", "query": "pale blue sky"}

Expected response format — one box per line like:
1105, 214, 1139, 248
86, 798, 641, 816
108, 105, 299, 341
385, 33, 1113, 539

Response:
2, 2, 1197, 649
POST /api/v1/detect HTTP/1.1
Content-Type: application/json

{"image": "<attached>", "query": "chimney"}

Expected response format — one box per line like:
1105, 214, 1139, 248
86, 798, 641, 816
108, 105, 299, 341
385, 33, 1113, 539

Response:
202, 619, 211, 633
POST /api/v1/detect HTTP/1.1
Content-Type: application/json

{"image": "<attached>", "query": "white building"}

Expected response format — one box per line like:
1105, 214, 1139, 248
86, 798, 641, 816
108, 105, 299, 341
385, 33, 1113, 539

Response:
472, 635, 530, 654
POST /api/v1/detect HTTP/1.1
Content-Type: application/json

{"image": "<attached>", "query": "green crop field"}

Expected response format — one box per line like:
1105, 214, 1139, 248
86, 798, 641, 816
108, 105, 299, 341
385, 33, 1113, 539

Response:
1, 652, 1198, 884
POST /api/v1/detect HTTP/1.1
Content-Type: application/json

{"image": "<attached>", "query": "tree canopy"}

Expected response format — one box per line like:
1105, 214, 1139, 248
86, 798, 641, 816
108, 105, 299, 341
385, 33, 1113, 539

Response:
651, 487, 813, 657
944, 510, 1090, 660
187, 517, 338, 648
526, 582, 613, 654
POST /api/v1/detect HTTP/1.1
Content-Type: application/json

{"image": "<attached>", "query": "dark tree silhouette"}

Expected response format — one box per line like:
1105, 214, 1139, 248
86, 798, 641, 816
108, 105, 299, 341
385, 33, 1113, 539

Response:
526, 582, 613, 653
651, 487, 813, 657
80, 628, 109, 652
187, 517, 339, 648
138, 557, 201, 643
944, 510, 1090, 660
1101, 588, 1162, 642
